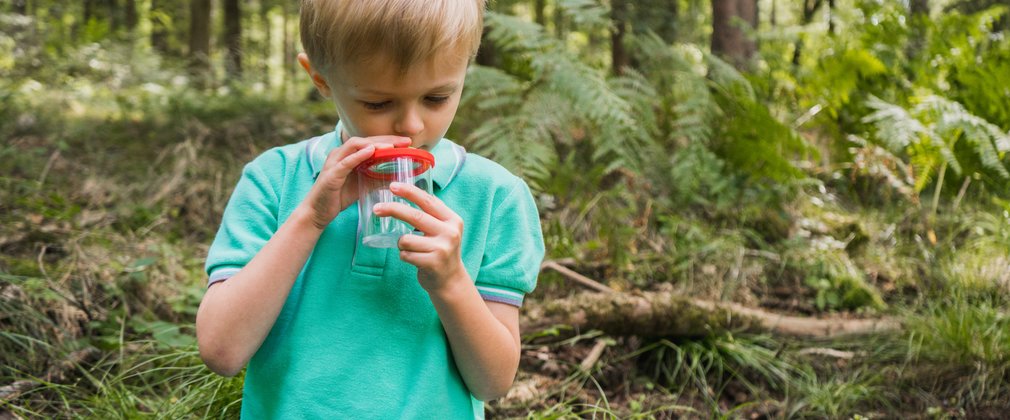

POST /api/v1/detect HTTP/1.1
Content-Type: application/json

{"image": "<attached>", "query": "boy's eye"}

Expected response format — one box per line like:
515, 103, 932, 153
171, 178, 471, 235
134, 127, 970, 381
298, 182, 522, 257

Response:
362, 101, 390, 110
424, 96, 449, 105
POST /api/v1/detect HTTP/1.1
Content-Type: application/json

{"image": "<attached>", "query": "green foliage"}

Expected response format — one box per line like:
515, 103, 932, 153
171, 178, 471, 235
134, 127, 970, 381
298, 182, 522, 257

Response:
905, 297, 1010, 407
784, 237, 886, 312
630, 334, 798, 412
863, 94, 1010, 192
786, 370, 890, 418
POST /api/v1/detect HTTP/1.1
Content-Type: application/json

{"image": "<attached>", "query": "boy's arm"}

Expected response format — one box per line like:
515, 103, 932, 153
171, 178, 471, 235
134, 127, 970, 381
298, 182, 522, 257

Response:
196, 206, 323, 376
428, 281, 522, 401
373, 182, 526, 400
197, 137, 408, 376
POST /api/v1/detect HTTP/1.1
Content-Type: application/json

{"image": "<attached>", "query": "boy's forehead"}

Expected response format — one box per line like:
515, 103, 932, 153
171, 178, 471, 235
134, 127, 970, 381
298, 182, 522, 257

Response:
332, 52, 469, 89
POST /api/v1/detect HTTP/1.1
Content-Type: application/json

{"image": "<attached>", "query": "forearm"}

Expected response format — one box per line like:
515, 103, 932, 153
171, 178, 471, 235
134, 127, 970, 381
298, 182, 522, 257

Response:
428, 275, 521, 401
196, 207, 323, 376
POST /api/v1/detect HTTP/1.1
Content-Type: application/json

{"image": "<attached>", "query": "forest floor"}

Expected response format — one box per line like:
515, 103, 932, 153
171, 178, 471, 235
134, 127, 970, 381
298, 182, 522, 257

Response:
2, 87, 1009, 419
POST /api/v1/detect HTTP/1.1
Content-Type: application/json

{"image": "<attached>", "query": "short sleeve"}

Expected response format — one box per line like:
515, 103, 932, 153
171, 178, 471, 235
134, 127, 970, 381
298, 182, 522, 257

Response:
474, 178, 545, 307
204, 158, 279, 286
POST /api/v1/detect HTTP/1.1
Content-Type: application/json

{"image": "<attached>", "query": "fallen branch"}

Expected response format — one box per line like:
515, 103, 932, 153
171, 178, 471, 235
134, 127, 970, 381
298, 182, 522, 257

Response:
797, 347, 857, 359
526, 290, 900, 338
541, 260, 614, 293
578, 339, 609, 371
0, 347, 99, 403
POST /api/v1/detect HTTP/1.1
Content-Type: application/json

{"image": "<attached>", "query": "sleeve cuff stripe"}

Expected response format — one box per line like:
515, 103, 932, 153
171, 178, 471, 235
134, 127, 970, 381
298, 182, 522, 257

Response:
475, 285, 523, 299
208, 267, 241, 285
480, 293, 523, 307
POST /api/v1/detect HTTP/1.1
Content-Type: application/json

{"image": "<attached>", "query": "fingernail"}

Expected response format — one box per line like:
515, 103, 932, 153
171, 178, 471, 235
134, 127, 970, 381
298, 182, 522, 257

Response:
389, 182, 402, 190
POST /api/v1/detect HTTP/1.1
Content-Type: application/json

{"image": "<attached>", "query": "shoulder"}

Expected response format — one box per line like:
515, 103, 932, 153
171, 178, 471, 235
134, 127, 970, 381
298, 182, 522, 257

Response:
239, 136, 320, 186
455, 150, 526, 194
245, 138, 313, 172
448, 148, 537, 213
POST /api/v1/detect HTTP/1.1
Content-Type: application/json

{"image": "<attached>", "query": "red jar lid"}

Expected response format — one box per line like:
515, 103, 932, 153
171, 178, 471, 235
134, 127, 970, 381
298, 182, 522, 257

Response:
357, 147, 435, 179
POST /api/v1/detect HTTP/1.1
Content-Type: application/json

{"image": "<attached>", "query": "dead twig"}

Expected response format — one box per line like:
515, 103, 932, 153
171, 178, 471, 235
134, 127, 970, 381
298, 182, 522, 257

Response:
578, 339, 609, 371
541, 260, 614, 293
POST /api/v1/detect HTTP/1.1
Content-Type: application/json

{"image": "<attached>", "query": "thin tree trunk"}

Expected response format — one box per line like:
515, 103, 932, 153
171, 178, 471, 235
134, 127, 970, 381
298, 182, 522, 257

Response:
906, 0, 929, 62
554, 1, 566, 40
712, 0, 755, 70
84, 0, 96, 23
475, 33, 499, 67
189, 0, 212, 87
662, 0, 679, 43
738, 0, 758, 61
792, 0, 824, 66
125, 0, 138, 32
106, 0, 120, 33
13, 0, 27, 14
770, 0, 777, 27
534, 0, 546, 26
224, 0, 242, 77
282, 0, 291, 97
828, 0, 836, 34
611, 0, 630, 75
151, 0, 170, 55
261, 0, 271, 87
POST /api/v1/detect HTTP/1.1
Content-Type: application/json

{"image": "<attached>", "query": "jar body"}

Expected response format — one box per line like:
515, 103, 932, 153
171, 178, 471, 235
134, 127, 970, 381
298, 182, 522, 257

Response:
357, 155, 434, 248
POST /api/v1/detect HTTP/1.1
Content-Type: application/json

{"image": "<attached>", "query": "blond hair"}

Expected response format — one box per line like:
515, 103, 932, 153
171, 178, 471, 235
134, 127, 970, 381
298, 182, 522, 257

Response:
300, 0, 485, 77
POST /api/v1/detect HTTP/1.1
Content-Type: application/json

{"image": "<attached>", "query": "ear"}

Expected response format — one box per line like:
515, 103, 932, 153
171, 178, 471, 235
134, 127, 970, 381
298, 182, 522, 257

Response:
298, 53, 332, 98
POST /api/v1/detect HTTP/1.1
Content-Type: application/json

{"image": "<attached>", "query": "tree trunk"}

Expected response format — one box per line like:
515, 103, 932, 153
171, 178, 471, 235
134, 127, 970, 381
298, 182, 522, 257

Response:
792, 0, 824, 66
13, 0, 27, 14
189, 0, 212, 87
261, 0, 271, 86
151, 0, 170, 55
711, 0, 756, 70
906, 0, 929, 62
125, 0, 138, 32
554, 2, 566, 40
770, 0, 777, 27
475, 33, 499, 67
827, 0, 836, 34
660, 0, 680, 43
224, 0, 242, 77
525, 291, 901, 338
84, 0, 97, 24
611, 0, 630, 75
534, 0, 546, 26
738, 0, 758, 62
106, 0, 120, 33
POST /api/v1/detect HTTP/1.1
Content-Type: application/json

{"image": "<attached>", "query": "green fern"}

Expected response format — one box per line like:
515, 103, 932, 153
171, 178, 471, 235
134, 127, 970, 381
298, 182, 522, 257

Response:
863, 94, 1010, 192
462, 11, 651, 181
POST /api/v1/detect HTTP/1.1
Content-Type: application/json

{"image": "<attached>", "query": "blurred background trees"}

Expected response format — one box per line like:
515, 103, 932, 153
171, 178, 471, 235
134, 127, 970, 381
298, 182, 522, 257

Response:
2, 0, 1009, 417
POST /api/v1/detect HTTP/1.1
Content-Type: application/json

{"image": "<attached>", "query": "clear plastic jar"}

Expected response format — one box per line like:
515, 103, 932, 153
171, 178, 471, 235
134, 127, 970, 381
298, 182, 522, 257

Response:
356, 147, 435, 248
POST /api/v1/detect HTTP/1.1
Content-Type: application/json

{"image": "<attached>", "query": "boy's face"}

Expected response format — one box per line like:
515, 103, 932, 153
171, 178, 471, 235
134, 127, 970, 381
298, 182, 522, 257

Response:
301, 52, 469, 151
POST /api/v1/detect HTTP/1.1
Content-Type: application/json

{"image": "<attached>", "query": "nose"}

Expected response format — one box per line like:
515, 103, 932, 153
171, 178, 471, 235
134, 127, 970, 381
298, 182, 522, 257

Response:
394, 106, 424, 138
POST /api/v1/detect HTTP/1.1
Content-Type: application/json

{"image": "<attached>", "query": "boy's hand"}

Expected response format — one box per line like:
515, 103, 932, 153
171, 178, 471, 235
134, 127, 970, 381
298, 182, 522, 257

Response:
372, 181, 467, 292
301, 136, 411, 231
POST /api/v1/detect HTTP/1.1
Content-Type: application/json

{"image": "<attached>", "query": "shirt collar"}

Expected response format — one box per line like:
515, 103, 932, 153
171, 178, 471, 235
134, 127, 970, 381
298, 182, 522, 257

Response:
308, 121, 463, 190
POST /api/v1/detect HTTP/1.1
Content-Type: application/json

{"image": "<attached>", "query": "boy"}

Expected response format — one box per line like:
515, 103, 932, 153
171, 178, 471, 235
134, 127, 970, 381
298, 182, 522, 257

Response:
195, 0, 545, 418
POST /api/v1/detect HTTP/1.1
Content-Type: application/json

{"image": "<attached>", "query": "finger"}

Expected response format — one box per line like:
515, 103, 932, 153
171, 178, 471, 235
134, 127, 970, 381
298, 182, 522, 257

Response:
388, 182, 457, 222
321, 144, 376, 183
396, 232, 437, 253
372, 201, 442, 234
323, 135, 411, 170
397, 249, 436, 268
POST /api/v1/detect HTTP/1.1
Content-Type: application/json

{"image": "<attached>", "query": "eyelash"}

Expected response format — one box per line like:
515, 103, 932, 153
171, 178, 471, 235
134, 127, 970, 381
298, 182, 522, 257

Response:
425, 96, 449, 105
361, 96, 449, 110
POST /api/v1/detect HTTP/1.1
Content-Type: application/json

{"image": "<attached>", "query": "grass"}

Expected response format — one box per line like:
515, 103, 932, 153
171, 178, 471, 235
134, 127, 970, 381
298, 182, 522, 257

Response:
3, 42, 1010, 418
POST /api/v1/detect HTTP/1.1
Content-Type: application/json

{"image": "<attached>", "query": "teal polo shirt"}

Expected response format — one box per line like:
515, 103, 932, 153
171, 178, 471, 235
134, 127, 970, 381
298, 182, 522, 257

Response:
204, 122, 545, 419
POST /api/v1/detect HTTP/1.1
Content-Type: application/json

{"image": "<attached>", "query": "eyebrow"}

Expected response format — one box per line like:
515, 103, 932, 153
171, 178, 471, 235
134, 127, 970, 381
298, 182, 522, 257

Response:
360, 83, 459, 96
